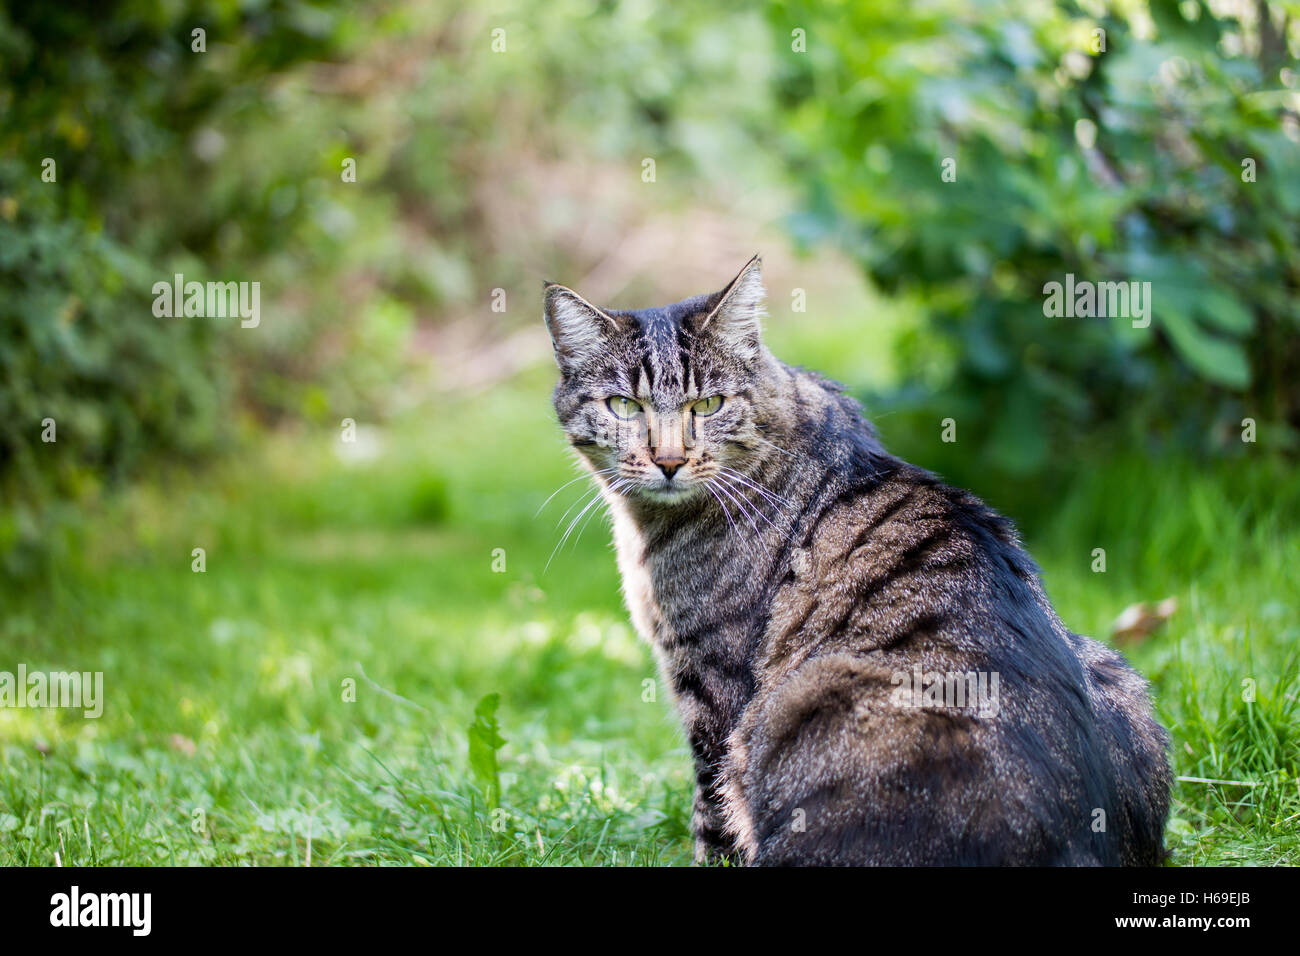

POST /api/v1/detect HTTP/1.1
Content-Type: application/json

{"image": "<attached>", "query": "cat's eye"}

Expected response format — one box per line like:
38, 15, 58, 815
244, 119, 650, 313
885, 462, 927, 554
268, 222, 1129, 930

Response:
692, 395, 724, 416
607, 396, 643, 419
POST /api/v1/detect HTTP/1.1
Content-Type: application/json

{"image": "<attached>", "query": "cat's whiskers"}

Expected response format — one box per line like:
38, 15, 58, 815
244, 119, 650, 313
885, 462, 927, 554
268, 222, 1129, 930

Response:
535, 467, 619, 518
546, 468, 622, 532
703, 478, 762, 562
749, 431, 801, 461
707, 474, 765, 539
703, 479, 738, 538
716, 465, 789, 508
552, 481, 604, 531
707, 476, 774, 561
545, 477, 633, 571
712, 471, 791, 540
574, 476, 631, 542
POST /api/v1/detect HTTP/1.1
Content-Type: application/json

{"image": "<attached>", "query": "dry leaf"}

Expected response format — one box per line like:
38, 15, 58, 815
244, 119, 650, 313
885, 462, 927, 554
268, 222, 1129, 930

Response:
1111, 596, 1178, 645
167, 733, 197, 758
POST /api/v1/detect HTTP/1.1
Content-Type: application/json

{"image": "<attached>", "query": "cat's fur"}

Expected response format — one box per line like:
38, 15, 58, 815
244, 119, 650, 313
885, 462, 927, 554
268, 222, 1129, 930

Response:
543, 256, 1171, 865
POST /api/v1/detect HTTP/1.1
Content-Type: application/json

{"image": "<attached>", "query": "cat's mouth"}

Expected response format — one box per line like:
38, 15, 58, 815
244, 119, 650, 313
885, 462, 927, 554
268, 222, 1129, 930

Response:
641, 481, 694, 502
619, 474, 698, 504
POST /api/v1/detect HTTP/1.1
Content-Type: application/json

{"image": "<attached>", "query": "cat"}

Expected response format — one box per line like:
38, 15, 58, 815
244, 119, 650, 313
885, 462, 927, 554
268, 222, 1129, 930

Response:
543, 256, 1171, 865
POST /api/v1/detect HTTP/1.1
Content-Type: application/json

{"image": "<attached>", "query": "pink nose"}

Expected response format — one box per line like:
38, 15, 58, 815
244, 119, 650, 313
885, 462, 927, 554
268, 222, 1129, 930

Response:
654, 456, 686, 479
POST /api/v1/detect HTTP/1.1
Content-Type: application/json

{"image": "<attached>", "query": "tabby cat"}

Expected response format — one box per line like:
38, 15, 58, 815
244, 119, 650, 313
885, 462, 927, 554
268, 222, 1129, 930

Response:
543, 256, 1171, 865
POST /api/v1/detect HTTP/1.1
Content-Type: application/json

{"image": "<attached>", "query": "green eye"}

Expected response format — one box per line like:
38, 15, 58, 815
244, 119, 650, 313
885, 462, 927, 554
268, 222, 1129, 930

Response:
692, 395, 724, 416
607, 396, 643, 419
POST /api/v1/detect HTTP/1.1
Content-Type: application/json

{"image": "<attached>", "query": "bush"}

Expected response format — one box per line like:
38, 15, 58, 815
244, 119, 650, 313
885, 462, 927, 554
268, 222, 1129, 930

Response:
769, 0, 1300, 485
0, 0, 782, 578
0, 2, 365, 573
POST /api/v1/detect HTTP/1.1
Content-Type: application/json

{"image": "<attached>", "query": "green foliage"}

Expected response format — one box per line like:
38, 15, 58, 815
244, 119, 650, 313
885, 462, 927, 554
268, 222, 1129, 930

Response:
769, 0, 1300, 480
1217, 655, 1300, 778
1034, 450, 1300, 864
0, 377, 700, 865
0, 0, 784, 576
468, 693, 507, 809
0, 1, 360, 574
0, 372, 1294, 865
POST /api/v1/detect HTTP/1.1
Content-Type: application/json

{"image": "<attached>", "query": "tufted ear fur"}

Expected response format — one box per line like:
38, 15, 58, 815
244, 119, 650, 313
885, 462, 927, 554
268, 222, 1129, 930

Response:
543, 283, 620, 372
698, 255, 765, 362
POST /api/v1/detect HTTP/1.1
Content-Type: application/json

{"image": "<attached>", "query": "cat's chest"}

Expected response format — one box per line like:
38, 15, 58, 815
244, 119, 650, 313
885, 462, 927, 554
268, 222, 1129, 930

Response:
608, 500, 767, 648
609, 507, 659, 644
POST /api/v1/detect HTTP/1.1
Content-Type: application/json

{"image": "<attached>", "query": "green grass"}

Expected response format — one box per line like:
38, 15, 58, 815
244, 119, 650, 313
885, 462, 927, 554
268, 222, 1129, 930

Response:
1035, 451, 1300, 865
1, 363, 1296, 866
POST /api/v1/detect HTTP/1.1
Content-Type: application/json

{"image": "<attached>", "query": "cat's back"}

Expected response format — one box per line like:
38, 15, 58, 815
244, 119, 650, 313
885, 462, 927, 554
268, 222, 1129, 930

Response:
723, 457, 1170, 865
758, 456, 1065, 680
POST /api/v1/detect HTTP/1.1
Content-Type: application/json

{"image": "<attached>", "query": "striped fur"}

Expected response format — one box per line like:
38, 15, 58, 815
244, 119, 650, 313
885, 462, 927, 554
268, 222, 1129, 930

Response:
543, 258, 1171, 865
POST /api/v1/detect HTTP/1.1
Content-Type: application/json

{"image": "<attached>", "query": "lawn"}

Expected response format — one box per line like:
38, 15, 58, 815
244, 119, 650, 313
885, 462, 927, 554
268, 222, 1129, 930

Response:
1, 361, 1296, 866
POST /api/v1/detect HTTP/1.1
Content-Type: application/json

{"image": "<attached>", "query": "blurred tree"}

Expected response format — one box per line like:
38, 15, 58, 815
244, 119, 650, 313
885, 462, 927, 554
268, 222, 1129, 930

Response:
0, 0, 780, 574
0, 0, 356, 574
769, 0, 1300, 485
5, 0, 1296, 573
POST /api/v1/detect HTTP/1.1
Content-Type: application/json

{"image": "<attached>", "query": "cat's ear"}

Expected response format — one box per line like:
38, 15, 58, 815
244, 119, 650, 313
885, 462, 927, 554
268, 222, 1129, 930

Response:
698, 255, 765, 361
543, 283, 619, 372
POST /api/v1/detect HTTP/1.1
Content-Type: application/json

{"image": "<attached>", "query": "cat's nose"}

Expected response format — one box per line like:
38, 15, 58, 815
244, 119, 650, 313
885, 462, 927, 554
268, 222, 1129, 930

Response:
654, 456, 687, 479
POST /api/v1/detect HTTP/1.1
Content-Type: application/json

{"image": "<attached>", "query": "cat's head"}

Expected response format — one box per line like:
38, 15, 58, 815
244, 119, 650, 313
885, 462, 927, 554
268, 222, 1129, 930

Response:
544, 256, 773, 504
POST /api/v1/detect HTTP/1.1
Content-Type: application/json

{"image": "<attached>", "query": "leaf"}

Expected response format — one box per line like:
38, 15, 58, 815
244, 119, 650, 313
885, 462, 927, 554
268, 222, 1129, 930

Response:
1111, 597, 1178, 646
1196, 290, 1254, 336
467, 692, 507, 808
1160, 305, 1251, 390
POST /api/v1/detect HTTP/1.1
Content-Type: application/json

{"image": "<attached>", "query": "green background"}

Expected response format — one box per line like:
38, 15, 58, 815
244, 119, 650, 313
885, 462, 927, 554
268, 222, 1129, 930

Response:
0, 0, 1297, 865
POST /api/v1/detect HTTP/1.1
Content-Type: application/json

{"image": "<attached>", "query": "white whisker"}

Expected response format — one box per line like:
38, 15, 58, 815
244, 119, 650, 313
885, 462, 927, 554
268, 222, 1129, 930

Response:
573, 477, 627, 545
705, 478, 760, 562
717, 465, 789, 507
704, 479, 738, 539
552, 479, 609, 530
714, 472, 790, 539
752, 433, 798, 457
709, 474, 763, 537
536, 467, 617, 518
546, 477, 631, 572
